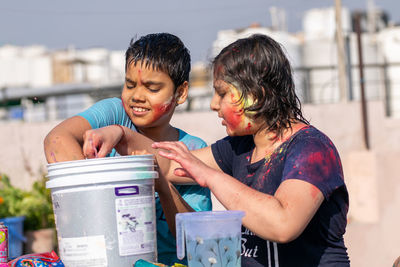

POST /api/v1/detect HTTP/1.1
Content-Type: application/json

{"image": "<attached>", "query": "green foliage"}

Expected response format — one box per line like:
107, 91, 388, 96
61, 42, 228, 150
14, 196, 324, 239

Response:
0, 173, 55, 231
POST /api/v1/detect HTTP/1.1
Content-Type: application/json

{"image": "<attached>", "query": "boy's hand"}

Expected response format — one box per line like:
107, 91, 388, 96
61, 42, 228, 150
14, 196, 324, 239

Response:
82, 125, 124, 158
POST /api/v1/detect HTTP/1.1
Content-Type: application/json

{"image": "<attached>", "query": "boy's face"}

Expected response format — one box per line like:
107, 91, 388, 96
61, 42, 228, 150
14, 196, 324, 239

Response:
121, 62, 181, 129
211, 75, 258, 136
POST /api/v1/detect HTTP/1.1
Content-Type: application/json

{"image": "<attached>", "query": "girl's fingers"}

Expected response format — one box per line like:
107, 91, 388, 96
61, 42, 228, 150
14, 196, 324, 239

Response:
152, 141, 181, 151
157, 149, 178, 160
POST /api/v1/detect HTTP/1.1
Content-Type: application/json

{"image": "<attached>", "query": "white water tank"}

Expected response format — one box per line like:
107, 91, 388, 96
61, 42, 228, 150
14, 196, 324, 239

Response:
302, 6, 383, 104
75, 48, 110, 84
0, 45, 52, 88
303, 7, 351, 41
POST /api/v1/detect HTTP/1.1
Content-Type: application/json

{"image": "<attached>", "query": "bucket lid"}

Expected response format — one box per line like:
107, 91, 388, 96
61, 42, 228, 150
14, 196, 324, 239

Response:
46, 155, 158, 189
47, 154, 154, 170
46, 171, 158, 189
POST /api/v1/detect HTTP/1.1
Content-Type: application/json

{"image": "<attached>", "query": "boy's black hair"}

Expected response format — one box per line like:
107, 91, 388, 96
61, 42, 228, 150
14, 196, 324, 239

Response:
212, 34, 308, 137
125, 33, 191, 89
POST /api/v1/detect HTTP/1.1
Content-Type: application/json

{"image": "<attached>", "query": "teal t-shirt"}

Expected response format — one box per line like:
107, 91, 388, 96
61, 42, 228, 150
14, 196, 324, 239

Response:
78, 97, 212, 265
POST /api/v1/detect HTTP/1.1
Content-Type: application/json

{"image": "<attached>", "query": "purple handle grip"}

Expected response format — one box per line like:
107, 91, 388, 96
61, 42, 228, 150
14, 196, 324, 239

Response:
115, 186, 139, 196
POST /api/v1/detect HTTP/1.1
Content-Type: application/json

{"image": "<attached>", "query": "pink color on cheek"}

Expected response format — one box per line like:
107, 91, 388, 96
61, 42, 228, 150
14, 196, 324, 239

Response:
222, 105, 242, 130
151, 100, 175, 122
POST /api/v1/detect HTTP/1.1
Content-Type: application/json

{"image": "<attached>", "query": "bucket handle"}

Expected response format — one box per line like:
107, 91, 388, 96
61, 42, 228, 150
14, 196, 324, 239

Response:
115, 186, 139, 196
175, 213, 185, 260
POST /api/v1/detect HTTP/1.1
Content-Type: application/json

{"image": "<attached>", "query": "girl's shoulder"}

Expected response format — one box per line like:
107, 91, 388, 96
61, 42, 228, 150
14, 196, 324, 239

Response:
288, 125, 339, 154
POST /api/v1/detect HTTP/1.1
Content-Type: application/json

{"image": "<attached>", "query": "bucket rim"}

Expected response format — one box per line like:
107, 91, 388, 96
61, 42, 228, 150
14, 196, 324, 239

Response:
47, 165, 156, 179
47, 155, 154, 169
46, 170, 158, 189
176, 210, 245, 222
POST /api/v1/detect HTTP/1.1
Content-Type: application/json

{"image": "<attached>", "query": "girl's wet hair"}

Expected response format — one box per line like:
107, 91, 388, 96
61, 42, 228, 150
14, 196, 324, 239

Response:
212, 34, 308, 136
125, 33, 190, 89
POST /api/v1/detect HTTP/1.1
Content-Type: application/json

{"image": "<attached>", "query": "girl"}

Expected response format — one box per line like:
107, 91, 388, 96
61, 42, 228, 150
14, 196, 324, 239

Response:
83, 34, 350, 266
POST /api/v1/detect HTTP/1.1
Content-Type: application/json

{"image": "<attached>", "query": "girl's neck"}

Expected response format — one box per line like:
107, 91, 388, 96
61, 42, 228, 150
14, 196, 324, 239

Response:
251, 122, 306, 163
137, 124, 179, 142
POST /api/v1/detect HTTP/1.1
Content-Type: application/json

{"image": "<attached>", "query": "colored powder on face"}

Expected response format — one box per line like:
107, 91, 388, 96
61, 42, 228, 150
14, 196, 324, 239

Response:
222, 105, 243, 130
222, 85, 245, 130
245, 123, 252, 131
151, 97, 175, 123
137, 69, 142, 86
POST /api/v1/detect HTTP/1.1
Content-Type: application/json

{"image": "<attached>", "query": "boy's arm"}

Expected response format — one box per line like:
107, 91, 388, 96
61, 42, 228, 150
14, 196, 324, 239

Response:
44, 116, 92, 163
156, 174, 194, 237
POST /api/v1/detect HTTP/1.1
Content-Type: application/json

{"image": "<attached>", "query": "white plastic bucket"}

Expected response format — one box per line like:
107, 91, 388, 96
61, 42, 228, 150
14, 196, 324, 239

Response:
46, 155, 158, 267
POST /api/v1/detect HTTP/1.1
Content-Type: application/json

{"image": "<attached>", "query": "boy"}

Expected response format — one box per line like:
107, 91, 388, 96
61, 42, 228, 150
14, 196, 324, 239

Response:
44, 33, 212, 265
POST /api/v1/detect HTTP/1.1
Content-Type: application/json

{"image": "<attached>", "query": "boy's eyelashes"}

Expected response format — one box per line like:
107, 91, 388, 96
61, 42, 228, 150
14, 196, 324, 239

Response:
125, 83, 161, 92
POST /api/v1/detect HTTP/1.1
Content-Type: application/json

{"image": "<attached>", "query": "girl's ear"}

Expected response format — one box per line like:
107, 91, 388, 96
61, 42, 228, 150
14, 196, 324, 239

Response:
175, 81, 189, 105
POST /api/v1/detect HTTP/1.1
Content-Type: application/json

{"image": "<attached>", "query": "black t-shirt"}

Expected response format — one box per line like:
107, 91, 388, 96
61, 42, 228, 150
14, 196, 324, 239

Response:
211, 126, 350, 267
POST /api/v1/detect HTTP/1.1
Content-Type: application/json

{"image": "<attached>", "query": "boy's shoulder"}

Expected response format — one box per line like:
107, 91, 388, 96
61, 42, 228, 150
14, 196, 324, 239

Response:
176, 128, 207, 150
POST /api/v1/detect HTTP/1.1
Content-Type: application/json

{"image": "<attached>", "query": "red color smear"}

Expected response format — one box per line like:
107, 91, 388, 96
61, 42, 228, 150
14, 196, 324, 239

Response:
245, 123, 252, 131
151, 100, 175, 122
137, 69, 142, 86
307, 151, 334, 177
222, 105, 242, 130
246, 155, 250, 161
310, 184, 320, 201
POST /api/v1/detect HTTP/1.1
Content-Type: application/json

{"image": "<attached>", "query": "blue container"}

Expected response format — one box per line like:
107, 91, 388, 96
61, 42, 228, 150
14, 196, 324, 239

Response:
0, 216, 26, 259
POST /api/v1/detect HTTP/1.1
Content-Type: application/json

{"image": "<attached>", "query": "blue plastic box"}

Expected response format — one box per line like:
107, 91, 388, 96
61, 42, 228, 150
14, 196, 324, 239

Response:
0, 216, 26, 259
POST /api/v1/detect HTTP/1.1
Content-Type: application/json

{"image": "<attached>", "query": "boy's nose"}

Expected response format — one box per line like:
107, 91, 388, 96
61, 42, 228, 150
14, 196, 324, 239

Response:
131, 86, 146, 102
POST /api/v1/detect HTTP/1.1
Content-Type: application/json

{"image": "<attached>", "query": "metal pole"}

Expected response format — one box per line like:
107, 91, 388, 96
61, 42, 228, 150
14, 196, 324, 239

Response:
335, 0, 348, 102
382, 59, 391, 117
354, 12, 370, 150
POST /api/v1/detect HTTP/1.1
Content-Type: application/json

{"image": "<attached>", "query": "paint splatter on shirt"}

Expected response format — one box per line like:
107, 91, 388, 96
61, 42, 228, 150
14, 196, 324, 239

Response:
211, 125, 350, 267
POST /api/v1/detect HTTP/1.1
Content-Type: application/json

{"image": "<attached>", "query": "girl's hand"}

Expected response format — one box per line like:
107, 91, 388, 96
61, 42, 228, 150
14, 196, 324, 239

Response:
82, 125, 124, 158
151, 141, 211, 187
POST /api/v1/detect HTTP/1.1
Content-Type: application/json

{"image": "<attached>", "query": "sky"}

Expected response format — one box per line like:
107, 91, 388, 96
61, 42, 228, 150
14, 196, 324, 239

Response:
1, 0, 399, 63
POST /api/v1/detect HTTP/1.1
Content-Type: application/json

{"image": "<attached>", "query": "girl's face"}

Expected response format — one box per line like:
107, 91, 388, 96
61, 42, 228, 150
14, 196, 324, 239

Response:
211, 76, 258, 136
121, 62, 184, 129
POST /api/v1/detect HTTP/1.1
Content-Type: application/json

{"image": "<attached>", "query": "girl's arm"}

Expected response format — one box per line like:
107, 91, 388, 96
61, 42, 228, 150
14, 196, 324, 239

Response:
152, 141, 324, 243
82, 125, 221, 184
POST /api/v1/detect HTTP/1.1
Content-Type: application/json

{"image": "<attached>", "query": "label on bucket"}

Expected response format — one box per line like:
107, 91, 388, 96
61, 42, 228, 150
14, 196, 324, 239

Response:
115, 196, 156, 256
58, 235, 107, 267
